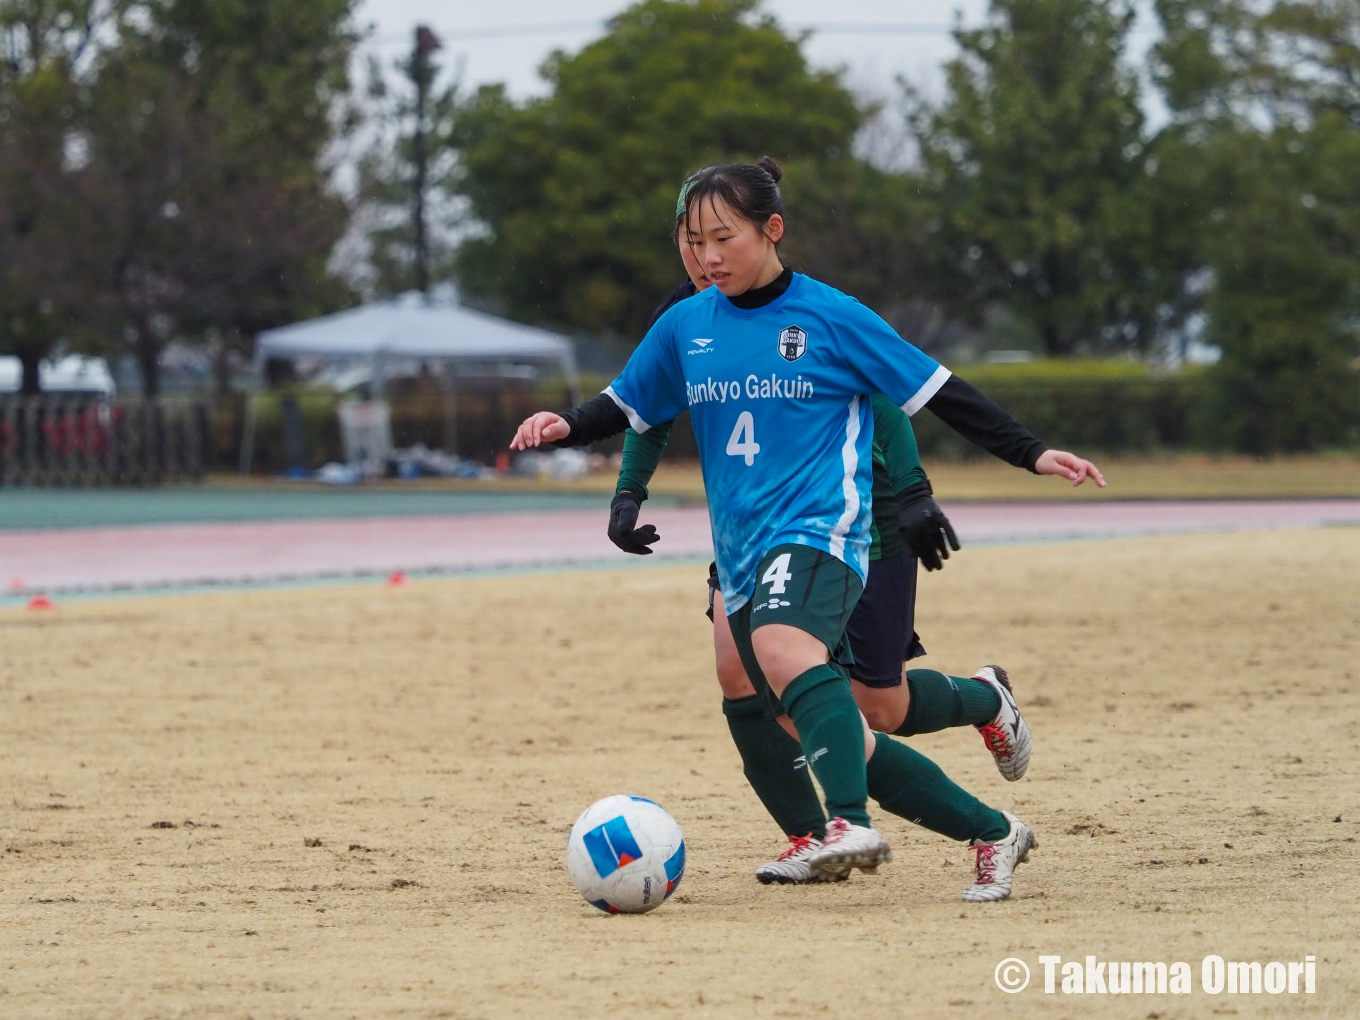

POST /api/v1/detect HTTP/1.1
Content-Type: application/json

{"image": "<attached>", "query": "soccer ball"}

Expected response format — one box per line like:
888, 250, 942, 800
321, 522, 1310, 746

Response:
566, 795, 686, 914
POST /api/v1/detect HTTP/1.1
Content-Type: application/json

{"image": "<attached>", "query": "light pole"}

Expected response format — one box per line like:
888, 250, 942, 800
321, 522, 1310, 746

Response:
412, 24, 442, 298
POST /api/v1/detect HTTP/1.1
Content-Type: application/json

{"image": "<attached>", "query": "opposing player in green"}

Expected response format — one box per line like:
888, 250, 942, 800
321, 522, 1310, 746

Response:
514, 158, 1103, 899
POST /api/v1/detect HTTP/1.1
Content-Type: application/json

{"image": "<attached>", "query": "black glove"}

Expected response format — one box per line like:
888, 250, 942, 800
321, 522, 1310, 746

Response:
607, 491, 660, 555
896, 481, 960, 571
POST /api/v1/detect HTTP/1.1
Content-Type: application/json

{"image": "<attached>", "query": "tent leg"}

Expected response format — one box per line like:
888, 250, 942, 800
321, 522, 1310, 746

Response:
239, 393, 257, 474
443, 372, 459, 457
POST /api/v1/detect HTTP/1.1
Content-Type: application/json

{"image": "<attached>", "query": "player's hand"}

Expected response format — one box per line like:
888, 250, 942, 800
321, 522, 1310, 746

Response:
896, 483, 960, 571
607, 491, 660, 555
510, 412, 570, 450
1035, 449, 1106, 488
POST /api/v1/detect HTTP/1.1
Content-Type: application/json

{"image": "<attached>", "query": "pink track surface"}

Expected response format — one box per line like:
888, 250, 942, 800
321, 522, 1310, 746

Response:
3, 500, 1358, 594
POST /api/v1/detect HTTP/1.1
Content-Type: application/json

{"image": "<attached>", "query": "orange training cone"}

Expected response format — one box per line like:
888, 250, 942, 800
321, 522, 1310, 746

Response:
386, 571, 408, 587
27, 594, 53, 610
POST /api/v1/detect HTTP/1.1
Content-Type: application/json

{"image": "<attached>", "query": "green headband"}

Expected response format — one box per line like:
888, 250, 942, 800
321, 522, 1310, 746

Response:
675, 178, 696, 222
675, 167, 716, 222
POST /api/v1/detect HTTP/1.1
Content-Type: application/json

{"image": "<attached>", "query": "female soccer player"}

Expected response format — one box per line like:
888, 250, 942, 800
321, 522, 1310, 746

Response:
606, 185, 1035, 892
513, 158, 1102, 896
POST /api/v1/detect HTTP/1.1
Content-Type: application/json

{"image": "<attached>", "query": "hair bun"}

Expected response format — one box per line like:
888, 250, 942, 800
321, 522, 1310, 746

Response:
757, 155, 783, 184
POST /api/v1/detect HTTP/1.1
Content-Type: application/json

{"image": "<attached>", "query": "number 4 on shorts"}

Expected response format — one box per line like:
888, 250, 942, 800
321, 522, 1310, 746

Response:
762, 552, 793, 595
726, 411, 760, 466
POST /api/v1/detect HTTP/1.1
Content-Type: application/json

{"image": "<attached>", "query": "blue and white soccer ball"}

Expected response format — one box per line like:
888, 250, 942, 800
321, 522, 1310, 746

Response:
566, 795, 686, 914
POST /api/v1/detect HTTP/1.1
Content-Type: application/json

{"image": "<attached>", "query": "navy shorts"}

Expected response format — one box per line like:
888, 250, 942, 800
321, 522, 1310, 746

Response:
843, 550, 926, 687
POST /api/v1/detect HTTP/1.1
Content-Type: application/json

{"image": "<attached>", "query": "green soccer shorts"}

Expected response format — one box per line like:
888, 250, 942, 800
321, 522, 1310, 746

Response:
726, 543, 864, 720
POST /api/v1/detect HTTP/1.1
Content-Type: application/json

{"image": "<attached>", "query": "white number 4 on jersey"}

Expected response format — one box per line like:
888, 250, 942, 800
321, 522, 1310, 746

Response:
726, 411, 760, 466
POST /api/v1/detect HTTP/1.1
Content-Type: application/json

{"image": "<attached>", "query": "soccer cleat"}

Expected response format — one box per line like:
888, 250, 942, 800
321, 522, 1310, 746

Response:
962, 811, 1037, 902
755, 834, 847, 885
804, 817, 892, 880
973, 665, 1032, 781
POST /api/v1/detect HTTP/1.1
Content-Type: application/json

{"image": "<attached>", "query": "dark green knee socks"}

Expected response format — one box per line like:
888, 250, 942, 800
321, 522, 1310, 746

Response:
895, 669, 1002, 737
722, 695, 825, 839
725, 670, 1007, 840
866, 732, 1010, 842
781, 665, 870, 828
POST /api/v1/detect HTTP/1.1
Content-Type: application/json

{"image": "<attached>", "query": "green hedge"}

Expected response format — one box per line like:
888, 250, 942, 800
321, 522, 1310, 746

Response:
557, 362, 1214, 460
215, 361, 1356, 473
909, 362, 1212, 460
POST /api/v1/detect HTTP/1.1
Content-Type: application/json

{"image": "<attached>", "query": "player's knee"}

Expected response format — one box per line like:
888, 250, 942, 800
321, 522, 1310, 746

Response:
858, 699, 900, 733
852, 676, 909, 733
750, 625, 827, 694
714, 645, 755, 699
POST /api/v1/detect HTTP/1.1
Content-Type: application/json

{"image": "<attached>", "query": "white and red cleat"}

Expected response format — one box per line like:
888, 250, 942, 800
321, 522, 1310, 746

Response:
973, 665, 1032, 781
755, 833, 847, 884
962, 811, 1037, 902
804, 817, 891, 880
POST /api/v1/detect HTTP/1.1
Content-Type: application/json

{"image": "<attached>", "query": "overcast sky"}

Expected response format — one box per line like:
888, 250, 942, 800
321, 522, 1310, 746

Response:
351, 1, 1170, 107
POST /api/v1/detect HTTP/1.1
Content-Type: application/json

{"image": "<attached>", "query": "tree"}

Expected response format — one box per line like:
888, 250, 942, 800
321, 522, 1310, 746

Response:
1153, 0, 1360, 450
353, 28, 462, 298
778, 158, 966, 355
909, 0, 1175, 356
1192, 121, 1360, 451
152, 0, 359, 395
447, 0, 863, 343
0, 1, 108, 394
66, 0, 358, 395
2, 0, 359, 398
1153, 0, 1360, 129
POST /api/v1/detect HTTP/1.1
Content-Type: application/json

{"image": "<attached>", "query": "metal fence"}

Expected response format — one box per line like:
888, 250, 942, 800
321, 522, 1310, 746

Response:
0, 396, 207, 487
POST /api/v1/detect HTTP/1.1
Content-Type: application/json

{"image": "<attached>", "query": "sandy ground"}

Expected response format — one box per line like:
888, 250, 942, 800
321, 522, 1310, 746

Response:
2, 528, 1358, 1020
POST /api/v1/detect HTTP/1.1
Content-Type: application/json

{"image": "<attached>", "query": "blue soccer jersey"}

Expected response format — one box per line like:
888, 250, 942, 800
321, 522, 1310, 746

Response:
606, 273, 950, 612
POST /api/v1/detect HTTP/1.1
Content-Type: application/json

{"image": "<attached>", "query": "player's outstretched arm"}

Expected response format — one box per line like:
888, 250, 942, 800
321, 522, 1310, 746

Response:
510, 411, 570, 450
1034, 449, 1106, 488
919, 376, 1106, 491
511, 392, 634, 451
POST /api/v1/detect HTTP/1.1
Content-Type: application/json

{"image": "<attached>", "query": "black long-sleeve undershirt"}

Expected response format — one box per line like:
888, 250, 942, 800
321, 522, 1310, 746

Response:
556, 372, 1047, 470
927, 375, 1047, 472
552, 264, 1047, 469
557, 393, 630, 447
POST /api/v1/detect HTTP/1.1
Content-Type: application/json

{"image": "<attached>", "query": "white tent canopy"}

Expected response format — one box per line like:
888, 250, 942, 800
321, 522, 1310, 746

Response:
252, 292, 581, 369
240, 292, 582, 472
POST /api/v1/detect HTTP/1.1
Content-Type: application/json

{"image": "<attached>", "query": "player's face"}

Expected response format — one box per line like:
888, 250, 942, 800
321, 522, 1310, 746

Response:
676, 227, 712, 291
683, 195, 784, 296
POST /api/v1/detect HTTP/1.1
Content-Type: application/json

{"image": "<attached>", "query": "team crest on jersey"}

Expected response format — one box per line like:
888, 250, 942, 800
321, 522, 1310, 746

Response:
777, 325, 807, 362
